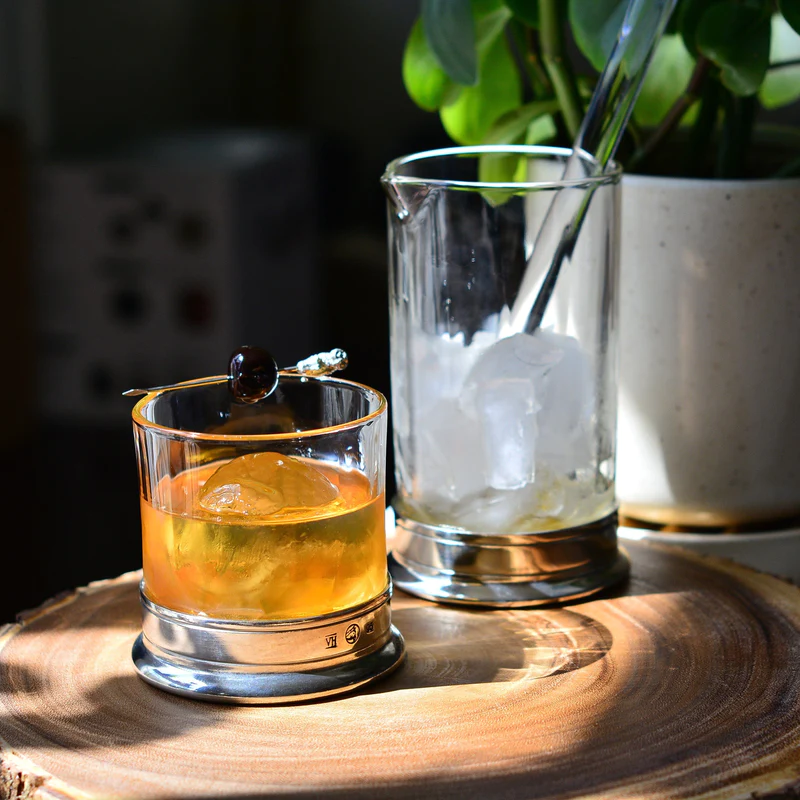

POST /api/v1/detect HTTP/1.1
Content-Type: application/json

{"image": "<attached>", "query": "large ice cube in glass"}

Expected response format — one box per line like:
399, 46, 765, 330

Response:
416, 398, 487, 504
199, 452, 340, 517
460, 332, 561, 490
532, 329, 595, 473
408, 328, 495, 417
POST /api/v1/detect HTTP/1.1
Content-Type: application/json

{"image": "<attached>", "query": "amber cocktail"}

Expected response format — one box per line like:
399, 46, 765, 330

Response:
141, 455, 387, 620
130, 372, 403, 703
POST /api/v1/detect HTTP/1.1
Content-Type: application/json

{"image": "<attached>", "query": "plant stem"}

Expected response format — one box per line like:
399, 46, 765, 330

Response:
526, 27, 553, 96
538, 0, 583, 139
685, 77, 721, 177
717, 90, 757, 179
627, 57, 711, 173
509, 19, 550, 98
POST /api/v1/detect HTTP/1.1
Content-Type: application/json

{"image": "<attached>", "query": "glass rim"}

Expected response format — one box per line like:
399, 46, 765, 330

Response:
131, 373, 387, 443
381, 145, 622, 191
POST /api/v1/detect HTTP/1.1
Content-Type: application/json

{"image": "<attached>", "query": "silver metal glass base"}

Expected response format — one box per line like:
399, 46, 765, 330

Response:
389, 510, 629, 607
132, 581, 405, 704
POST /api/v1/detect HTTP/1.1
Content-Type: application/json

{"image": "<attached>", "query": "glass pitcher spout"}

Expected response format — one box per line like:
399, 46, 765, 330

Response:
380, 174, 433, 223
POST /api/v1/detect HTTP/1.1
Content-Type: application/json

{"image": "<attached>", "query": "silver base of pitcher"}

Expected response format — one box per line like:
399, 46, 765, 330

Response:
132, 581, 405, 704
388, 510, 628, 607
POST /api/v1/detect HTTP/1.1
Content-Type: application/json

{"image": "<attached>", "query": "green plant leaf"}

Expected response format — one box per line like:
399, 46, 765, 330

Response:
476, 6, 513, 49
472, 0, 504, 15
478, 153, 527, 184
440, 33, 523, 144
760, 15, 800, 108
568, 0, 628, 72
481, 99, 560, 143
678, 0, 717, 55
503, 0, 539, 27
477, 102, 558, 186
478, 152, 528, 183
697, 3, 771, 96
779, 0, 800, 35
525, 114, 558, 143
403, 19, 457, 110
422, 0, 478, 86
633, 34, 696, 127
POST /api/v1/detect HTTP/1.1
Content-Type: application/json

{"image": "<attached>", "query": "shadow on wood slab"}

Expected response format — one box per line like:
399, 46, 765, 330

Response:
365, 605, 612, 693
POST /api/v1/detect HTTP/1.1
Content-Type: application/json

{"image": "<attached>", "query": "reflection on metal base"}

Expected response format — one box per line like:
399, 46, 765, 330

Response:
389, 511, 629, 607
132, 582, 405, 704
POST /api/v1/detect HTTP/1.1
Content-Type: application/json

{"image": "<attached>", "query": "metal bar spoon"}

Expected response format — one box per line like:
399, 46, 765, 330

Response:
123, 347, 348, 403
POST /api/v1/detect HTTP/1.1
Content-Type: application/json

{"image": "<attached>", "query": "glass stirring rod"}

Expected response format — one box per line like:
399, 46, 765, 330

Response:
507, 0, 678, 335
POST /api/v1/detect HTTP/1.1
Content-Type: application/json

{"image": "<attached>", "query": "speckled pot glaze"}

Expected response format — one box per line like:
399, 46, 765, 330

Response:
617, 175, 800, 527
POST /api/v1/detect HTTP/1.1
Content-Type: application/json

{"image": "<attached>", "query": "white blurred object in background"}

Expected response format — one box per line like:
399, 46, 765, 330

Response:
33, 130, 319, 422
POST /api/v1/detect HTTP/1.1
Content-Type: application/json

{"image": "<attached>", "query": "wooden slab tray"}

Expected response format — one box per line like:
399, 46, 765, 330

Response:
2, 540, 800, 800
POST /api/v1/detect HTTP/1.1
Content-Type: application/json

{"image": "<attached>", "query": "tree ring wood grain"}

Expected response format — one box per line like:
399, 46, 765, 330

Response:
1, 541, 800, 799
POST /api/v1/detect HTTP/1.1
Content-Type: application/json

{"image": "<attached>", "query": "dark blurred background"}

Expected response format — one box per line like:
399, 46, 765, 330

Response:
0, 0, 447, 622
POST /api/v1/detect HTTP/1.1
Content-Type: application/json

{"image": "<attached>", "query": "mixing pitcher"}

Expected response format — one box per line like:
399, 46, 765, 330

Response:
383, 145, 628, 606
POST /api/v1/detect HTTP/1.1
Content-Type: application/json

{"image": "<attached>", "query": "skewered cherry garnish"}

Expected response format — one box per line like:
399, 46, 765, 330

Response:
229, 346, 279, 404
122, 347, 348, 399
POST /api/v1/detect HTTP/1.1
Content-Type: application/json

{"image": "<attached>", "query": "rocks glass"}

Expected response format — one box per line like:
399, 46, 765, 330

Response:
131, 373, 404, 703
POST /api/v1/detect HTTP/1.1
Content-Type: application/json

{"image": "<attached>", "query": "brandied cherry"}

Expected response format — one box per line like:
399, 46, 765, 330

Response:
228, 346, 279, 404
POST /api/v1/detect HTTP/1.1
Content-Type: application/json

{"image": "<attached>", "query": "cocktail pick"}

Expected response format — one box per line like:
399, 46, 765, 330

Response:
507, 0, 678, 334
122, 347, 349, 401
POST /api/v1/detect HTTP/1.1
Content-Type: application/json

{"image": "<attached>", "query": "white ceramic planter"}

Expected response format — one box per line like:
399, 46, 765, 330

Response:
617, 174, 800, 528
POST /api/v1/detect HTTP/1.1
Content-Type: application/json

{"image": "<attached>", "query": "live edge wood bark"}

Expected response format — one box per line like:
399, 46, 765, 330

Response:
2, 542, 800, 800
